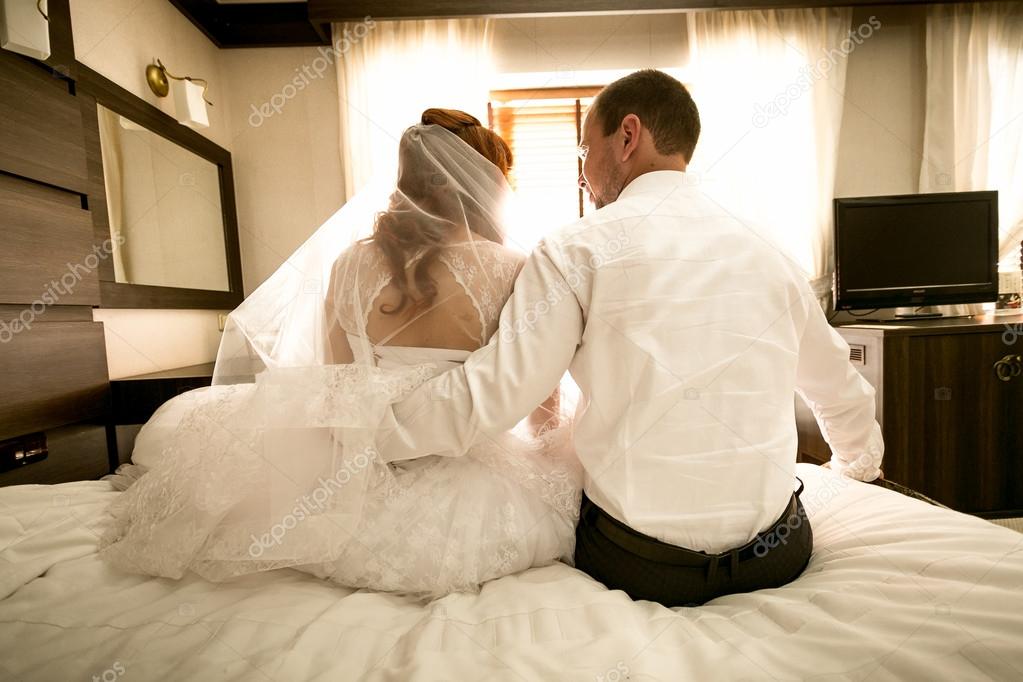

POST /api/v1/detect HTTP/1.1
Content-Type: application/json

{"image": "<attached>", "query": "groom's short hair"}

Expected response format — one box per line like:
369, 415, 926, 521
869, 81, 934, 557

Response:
591, 69, 701, 162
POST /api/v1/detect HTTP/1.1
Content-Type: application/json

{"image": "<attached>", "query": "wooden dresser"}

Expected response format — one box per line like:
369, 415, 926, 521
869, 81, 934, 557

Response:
797, 312, 1023, 517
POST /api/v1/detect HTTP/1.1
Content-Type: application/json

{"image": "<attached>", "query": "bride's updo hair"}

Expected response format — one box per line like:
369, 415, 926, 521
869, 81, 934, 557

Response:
370, 108, 513, 317
421, 108, 513, 177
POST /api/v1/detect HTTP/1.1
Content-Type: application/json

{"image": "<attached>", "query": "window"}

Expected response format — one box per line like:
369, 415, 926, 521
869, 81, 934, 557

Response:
489, 87, 600, 250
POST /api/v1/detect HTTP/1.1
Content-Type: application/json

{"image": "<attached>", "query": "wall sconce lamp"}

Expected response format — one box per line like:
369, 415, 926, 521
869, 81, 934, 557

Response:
145, 59, 213, 129
0, 0, 51, 60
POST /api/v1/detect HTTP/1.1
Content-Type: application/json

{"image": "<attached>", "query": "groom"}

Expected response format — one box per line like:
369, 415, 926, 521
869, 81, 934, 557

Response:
383, 69, 883, 606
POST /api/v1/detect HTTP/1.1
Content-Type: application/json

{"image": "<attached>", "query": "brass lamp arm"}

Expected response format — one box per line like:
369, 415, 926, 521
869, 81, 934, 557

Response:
146, 59, 214, 107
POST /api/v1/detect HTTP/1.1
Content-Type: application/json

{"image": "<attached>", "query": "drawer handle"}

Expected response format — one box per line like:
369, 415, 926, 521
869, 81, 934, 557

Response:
994, 354, 1022, 382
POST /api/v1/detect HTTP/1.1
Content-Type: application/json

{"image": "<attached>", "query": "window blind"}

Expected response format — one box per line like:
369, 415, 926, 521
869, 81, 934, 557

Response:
489, 88, 600, 247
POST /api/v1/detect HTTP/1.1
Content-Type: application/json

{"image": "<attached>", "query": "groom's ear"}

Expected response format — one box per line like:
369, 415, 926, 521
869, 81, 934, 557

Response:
619, 113, 642, 163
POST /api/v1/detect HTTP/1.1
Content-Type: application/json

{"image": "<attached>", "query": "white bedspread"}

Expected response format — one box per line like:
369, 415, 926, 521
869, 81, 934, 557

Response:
1, 464, 1021, 681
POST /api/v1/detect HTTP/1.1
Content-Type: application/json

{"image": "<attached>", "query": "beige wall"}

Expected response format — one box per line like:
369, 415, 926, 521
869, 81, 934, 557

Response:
92, 308, 224, 378
834, 5, 927, 197
491, 13, 687, 76
220, 47, 344, 293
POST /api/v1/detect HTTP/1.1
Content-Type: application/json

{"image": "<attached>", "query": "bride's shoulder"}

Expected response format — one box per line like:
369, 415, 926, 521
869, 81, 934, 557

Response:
495, 244, 527, 275
484, 242, 528, 287
334, 239, 383, 267
458, 240, 526, 277
328, 240, 388, 289
343, 239, 378, 257
456, 239, 525, 265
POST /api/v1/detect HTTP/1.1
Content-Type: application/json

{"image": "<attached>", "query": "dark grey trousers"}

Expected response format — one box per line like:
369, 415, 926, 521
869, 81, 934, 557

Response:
573, 488, 813, 607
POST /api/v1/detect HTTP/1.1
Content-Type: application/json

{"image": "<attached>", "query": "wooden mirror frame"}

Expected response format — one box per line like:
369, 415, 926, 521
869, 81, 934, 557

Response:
76, 69, 244, 309
41, 1, 243, 309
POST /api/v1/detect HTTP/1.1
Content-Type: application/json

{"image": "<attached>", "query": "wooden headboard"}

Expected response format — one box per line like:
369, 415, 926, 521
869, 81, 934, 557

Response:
0, 48, 113, 485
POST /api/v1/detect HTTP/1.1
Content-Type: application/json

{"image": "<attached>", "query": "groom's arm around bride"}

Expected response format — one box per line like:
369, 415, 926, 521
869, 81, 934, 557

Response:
381, 69, 883, 607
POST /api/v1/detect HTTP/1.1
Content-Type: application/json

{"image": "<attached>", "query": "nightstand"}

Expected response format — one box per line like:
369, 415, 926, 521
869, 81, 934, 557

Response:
108, 362, 215, 470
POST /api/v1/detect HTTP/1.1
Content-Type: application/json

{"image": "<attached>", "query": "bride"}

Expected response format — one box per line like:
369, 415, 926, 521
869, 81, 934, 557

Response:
99, 109, 582, 598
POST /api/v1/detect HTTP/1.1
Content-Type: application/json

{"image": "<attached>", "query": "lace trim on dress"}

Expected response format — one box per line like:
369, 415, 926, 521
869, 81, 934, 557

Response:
439, 243, 522, 343
438, 250, 488, 344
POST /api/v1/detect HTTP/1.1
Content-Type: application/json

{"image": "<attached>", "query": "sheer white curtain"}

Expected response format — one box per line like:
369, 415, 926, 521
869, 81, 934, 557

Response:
334, 19, 494, 200
920, 2, 1023, 270
683, 8, 856, 306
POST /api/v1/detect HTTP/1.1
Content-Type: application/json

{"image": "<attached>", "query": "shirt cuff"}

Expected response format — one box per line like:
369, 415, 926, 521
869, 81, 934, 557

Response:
829, 421, 884, 482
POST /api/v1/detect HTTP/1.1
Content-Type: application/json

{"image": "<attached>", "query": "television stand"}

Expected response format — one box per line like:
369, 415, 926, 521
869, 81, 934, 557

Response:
893, 311, 944, 319
891, 305, 979, 320
854, 314, 978, 324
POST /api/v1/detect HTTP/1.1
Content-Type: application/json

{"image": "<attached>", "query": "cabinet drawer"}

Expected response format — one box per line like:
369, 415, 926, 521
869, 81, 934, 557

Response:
0, 321, 110, 441
0, 51, 87, 193
894, 331, 1022, 513
0, 173, 99, 305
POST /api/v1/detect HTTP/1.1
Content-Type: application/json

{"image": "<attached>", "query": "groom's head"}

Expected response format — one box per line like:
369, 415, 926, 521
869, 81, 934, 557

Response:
580, 70, 700, 209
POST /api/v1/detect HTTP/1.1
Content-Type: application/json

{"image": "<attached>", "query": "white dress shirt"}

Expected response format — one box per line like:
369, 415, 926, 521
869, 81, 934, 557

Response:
385, 170, 883, 554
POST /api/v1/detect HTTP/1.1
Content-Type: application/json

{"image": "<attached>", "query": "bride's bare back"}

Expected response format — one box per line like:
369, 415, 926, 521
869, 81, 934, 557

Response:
325, 240, 524, 362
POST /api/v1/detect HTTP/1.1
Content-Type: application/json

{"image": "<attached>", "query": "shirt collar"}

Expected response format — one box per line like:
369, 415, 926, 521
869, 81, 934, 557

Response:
617, 170, 690, 201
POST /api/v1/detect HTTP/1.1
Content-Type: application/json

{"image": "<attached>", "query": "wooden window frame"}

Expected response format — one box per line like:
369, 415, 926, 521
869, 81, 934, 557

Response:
489, 87, 602, 220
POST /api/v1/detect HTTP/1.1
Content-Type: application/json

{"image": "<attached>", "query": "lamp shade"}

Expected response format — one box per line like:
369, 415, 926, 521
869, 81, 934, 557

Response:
0, 0, 51, 60
170, 77, 209, 129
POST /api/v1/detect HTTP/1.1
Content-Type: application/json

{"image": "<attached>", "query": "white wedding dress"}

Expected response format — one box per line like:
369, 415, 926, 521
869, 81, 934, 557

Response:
100, 239, 582, 599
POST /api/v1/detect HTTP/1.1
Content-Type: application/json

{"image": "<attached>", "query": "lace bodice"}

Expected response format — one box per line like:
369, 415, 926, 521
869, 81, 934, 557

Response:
327, 240, 524, 363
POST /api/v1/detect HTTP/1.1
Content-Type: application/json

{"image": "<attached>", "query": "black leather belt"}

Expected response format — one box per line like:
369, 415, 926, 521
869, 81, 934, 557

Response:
581, 478, 806, 581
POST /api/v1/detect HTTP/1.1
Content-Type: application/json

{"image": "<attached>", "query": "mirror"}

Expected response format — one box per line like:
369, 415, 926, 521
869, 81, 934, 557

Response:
96, 103, 230, 292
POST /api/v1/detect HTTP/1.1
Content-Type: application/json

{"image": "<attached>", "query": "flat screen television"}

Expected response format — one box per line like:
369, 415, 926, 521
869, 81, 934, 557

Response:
833, 190, 998, 312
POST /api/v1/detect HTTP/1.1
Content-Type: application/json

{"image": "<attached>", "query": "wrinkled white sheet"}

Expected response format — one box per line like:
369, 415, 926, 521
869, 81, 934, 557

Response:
1, 464, 1021, 681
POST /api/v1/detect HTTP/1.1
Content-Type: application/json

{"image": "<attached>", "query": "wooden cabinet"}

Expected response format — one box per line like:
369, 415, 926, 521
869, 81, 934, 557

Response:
797, 313, 1023, 516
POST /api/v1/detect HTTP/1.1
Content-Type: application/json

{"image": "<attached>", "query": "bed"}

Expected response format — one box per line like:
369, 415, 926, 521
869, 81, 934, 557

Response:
1, 463, 1021, 681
